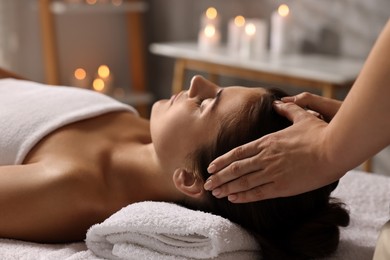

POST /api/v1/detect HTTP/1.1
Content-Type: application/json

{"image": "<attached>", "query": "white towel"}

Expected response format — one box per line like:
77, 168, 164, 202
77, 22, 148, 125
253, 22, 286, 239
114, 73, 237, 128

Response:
86, 201, 260, 260
0, 78, 137, 165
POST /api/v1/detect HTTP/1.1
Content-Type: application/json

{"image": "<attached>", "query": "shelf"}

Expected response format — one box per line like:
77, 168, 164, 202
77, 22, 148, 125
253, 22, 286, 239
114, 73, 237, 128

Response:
51, 1, 148, 14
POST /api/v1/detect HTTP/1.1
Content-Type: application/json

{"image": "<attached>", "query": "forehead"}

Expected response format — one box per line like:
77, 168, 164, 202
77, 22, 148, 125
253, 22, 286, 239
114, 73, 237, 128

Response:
216, 86, 267, 114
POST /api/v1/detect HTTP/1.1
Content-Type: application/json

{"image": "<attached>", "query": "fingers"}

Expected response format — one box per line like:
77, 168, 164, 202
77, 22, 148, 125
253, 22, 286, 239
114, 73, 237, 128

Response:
227, 182, 278, 203
281, 92, 320, 108
281, 92, 342, 122
273, 101, 313, 123
204, 141, 265, 192
207, 138, 261, 174
207, 169, 274, 201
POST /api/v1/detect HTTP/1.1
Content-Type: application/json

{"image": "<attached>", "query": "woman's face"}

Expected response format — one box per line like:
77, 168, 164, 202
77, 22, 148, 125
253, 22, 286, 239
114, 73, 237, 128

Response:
150, 76, 266, 171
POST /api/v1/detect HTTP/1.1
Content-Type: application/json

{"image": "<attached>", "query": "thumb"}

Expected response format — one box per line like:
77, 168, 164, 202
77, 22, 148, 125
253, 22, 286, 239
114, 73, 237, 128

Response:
273, 101, 311, 123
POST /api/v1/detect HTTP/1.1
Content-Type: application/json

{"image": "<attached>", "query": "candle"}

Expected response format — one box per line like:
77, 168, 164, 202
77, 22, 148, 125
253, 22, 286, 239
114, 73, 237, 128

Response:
198, 7, 221, 52
93, 65, 113, 94
239, 19, 268, 58
227, 15, 246, 54
93, 78, 105, 92
198, 24, 221, 52
239, 23, 256, 58
201, 7, 220, 28
70, 68, 90, 88
270, 4, 290, 56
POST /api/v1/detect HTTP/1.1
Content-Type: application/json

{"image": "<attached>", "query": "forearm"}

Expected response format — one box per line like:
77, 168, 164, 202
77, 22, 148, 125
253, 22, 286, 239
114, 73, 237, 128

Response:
324, 19, 390, 172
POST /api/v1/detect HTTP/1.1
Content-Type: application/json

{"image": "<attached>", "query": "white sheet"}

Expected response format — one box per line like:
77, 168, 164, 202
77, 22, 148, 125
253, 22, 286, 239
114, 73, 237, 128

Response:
0, 170, 389, 260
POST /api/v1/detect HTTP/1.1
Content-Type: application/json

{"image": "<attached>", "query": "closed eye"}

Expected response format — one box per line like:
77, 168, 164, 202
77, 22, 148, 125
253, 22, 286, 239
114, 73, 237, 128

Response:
196, 97, 209, 111
196, 88, 223, 112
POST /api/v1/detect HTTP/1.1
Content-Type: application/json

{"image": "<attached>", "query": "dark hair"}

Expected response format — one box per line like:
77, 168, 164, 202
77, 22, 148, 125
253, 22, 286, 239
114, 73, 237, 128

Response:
183, 88, 349, 260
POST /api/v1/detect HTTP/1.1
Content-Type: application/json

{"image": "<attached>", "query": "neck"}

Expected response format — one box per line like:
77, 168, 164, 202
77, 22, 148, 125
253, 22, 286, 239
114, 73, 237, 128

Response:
112, 142, 185, 205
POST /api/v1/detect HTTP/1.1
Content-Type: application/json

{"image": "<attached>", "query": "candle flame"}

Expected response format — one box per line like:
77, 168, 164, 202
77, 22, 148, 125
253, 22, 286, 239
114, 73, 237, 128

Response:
74, 68, 86, 80
98, 65, 110, 78
206, 7, 218, 19
93, 78, 105, 92
278, 4, 290, 17
245, 23, 256, 36
234, 15, 246, 27
204, 25, 216, 37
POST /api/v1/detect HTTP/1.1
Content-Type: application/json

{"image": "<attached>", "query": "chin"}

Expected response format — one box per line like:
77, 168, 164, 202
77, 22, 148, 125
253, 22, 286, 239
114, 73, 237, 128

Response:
150, 101, 161, 118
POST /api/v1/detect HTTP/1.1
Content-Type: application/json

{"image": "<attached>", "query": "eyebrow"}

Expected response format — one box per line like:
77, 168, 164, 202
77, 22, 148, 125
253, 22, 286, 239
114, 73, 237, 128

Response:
210, 88, 223, 112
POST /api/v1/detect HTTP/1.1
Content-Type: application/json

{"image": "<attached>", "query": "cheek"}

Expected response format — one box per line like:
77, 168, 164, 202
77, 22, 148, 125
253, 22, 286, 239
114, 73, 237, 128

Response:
150, 103, 194, 161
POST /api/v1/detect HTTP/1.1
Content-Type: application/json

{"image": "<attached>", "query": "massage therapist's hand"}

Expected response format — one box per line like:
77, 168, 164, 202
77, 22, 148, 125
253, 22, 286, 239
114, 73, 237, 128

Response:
204, 101, 342, 203
282, 92, 342, 122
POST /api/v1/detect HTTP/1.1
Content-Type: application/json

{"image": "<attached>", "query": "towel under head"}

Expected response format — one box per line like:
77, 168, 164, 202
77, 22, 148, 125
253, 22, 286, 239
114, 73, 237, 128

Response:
86, 201, 260, 260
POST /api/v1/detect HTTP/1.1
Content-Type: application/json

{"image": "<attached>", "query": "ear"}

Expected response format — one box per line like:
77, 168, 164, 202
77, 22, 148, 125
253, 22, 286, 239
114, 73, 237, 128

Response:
172, 168, 204, 199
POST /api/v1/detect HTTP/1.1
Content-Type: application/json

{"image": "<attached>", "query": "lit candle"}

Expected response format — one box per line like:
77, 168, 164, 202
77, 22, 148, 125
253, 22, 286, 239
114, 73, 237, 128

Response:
227, 15, 246, 54
270, 4, 290, 56
70, 68, 90, 88
239, 23, 257, 58
93, 65, 113, 94
237, 19, 268, 58
198, 24, 221, 52
93, 78, 106, 92
201, 7, 220, 28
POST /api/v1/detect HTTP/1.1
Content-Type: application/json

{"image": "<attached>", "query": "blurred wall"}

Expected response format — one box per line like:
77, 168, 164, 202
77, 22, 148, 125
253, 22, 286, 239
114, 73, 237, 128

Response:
0, 0, 388, 95
146, 0, 389, 98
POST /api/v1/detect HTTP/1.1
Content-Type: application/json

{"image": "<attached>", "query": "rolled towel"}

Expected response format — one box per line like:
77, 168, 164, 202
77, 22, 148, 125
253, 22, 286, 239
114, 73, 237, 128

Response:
86, 201, 260, 260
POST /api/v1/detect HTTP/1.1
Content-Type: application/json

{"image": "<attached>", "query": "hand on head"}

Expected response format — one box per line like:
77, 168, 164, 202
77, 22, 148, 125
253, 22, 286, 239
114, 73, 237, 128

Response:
204, 95, 343, 203
281, 92, 342, 122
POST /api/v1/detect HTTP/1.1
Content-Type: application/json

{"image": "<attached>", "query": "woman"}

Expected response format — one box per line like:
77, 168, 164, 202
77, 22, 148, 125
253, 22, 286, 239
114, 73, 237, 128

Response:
0, 76, 348, 259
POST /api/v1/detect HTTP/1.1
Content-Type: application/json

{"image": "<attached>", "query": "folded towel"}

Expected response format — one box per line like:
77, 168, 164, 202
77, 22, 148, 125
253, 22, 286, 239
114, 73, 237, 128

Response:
86, 201, 260, 260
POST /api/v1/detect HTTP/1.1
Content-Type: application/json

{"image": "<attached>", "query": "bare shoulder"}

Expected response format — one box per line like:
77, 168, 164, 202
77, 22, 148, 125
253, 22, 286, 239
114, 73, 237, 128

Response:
0, 160, 111, 242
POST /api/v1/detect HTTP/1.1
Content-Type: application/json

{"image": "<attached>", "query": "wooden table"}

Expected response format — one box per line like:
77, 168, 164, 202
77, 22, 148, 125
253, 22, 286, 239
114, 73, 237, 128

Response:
150, 42, 364, 98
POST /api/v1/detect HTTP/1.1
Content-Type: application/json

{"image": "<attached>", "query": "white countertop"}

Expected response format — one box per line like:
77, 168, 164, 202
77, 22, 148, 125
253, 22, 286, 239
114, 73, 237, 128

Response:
150, 42, 365, 85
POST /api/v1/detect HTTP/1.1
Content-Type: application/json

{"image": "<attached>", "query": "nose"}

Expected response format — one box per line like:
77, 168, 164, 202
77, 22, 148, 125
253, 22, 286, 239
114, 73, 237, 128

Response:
188, 75, 218, 98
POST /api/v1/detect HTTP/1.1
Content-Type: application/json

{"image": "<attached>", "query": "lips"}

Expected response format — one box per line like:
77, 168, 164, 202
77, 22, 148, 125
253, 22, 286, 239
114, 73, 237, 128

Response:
170, 94, 176, 105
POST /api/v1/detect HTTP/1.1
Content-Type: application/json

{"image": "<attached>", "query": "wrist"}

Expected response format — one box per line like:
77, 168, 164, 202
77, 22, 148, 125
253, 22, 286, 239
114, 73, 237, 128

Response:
320, 126, 348, 181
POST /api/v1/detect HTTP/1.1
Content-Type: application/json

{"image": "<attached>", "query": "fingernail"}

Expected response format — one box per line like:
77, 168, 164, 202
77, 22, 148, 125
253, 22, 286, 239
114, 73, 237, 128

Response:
212, 188, 221, 197
228, 194, 238, 202
207, 164, 216, 173
281, 97, 293, 102
204, 179, 213, 190
273, 100, 283, 105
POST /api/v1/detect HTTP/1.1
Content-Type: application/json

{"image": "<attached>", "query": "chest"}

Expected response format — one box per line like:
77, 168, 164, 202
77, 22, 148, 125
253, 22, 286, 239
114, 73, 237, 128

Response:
23, 112, 151, 166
